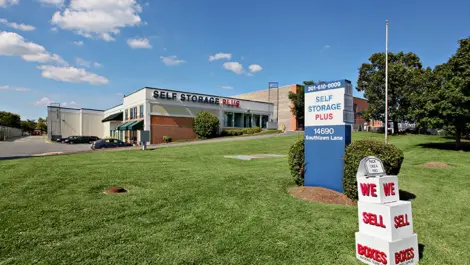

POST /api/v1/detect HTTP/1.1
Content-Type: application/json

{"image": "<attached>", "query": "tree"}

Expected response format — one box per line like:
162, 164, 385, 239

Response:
423, 38, 470, 149
0, 111, 21, 128
357, 52, 424, 133
288, 81, 314, 130
21, 119, 37, 134
36, 117, 47, 132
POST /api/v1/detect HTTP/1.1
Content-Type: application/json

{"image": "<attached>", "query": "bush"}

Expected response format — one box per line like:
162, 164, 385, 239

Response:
245, 129, 255, 134
343, 140, 404, 200
193, 111, 220, 139
252, 127, 261, 133
163, 136, 172, 143
288, 139, 305, 186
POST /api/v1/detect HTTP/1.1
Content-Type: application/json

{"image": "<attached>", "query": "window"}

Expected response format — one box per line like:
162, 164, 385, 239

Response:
134, 107, 138, 119
224, 112, 234, 127
125, 109, 129, 120
234, 113, 243, 127
244, 114, 252, 128
139, 105, 144, 118
261, 115, 269, 128
130, 107, 134, 119
253, 114, 260, 127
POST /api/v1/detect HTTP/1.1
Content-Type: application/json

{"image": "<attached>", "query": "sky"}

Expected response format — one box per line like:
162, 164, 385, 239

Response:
0, 0, 469, 120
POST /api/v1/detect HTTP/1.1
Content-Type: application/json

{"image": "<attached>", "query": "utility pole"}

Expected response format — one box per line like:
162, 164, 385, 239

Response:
385, 20, 389, 144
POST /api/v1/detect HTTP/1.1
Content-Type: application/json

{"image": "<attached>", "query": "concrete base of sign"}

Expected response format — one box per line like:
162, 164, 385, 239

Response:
223, 154, 286, 161
357, 176, 400, 204
355, 232, 418, 265
358, 200, 414, 242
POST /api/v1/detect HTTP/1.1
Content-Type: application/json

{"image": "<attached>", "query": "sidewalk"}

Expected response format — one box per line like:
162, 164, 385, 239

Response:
146, 131, 302, 150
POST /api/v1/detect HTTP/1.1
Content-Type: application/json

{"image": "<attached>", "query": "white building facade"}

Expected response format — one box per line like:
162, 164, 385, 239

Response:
48, 87, 274, 144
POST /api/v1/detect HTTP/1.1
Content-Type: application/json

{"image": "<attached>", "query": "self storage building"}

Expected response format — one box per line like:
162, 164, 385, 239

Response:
48, 87, 274, 144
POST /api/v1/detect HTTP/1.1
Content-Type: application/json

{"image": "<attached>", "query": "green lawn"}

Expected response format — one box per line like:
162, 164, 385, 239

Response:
0, 133, 469, 264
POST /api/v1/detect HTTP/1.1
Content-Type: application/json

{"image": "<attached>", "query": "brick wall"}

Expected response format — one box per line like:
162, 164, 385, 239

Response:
150, 115, 196, 144
353, 97, 368, 125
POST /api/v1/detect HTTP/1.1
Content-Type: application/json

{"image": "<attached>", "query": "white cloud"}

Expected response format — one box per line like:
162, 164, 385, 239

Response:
223, 62, 243, 75
50, 27, 58, 32
116, 92, 124, 97
51, 0, 143, 41
0, 85, 30, 91
248, 64, 263, 73
127, 38, 151, 49
73, 40, 84, 46
39, 0, 64, 6
61, 100, 78, 107
0, 0, 19, 8
324, 45, 331, 49
209, 52, 231, 62
0, 31, 66, 64
34, 97, 54, 106
0, 19, 36, 31
75, 57, 101, 68
37, 65, 109, 85
160, 55, 186, 66
220, 86, 233, 90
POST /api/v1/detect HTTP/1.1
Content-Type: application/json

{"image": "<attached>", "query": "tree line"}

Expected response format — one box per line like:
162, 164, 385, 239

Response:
0, 111, 47, 134
289, 37, 470, 149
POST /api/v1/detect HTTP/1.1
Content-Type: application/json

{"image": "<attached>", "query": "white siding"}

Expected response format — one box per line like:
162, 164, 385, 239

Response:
82, 111, 104, 137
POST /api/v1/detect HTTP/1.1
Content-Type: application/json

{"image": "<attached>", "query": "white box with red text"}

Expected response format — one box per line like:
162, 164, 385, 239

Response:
357, 175, 399, 204
355, 232, 418, 265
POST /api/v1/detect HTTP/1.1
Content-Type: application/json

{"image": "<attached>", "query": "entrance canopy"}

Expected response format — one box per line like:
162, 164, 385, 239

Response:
128, 120, 144, 130
102, 112, 123, 122
116, 121, 133, 131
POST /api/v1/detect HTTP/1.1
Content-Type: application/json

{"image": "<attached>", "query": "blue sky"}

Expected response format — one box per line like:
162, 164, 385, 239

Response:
0, 0, 469, 120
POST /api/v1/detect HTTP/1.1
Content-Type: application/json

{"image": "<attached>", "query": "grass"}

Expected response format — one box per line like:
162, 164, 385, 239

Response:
0, 132, 469, 264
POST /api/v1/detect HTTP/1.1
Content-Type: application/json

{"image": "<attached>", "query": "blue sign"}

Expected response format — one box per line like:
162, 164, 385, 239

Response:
269, 82, 279, 88
304, 79, 353, 192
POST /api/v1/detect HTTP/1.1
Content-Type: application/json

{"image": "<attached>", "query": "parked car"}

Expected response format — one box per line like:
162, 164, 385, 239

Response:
56, 137, 68, 143
91, 138, 133, 150
65, 136, 100, 144
63, 136, 80, 144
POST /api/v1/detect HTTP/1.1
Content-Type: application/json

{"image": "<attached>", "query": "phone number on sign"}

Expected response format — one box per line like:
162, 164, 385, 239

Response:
308, 81, 342, 91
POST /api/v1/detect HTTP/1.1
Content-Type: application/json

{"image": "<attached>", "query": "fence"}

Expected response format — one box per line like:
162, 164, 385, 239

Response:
0, 126, 23, 141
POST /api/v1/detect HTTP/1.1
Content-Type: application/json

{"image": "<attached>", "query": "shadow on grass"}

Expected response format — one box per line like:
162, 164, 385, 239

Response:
417, 142, 470, 152
399, 190, 416, 201
419, 243, 425, 260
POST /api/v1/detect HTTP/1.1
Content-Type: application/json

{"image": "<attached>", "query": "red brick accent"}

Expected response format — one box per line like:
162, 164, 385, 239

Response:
353, 97, 368, 125
150, 115, 197, 144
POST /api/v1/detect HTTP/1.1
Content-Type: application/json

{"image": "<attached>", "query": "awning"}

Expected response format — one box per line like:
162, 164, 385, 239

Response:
102, 112, 123, 122
116, 121, 133, 131
128, 120, 144, 130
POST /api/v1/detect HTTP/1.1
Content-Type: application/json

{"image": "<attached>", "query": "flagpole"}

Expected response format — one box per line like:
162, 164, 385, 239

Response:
385, 20, 389, 144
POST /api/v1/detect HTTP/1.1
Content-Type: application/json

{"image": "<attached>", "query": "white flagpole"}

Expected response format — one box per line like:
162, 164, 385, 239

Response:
385, 20, 389, 144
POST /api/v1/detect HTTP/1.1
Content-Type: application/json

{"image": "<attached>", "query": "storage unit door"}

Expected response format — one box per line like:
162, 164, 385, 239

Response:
150, 115, 197, 144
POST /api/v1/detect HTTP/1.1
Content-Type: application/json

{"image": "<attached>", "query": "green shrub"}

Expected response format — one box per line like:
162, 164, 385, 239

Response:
252, 126, 261, 133
288, 139, 305, 186
245, 129, 255, 134
162, 136, 172, 143
193, 112, 220, 139
343, 140, 404, 200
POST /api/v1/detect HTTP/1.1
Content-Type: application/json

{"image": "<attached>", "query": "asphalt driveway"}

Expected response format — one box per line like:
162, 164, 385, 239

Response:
0, 136, 92, 159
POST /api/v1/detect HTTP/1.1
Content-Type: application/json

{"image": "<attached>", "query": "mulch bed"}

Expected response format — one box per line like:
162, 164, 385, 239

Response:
288, 186, 356, 206
421, 162, 452, 168
104, 186, 127, 194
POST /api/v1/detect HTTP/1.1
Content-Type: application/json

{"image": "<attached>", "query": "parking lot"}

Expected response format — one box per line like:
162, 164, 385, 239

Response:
0, 136, 92, 159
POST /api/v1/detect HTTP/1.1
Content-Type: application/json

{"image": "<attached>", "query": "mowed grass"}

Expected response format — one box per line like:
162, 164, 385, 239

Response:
0, 133, 469, 264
